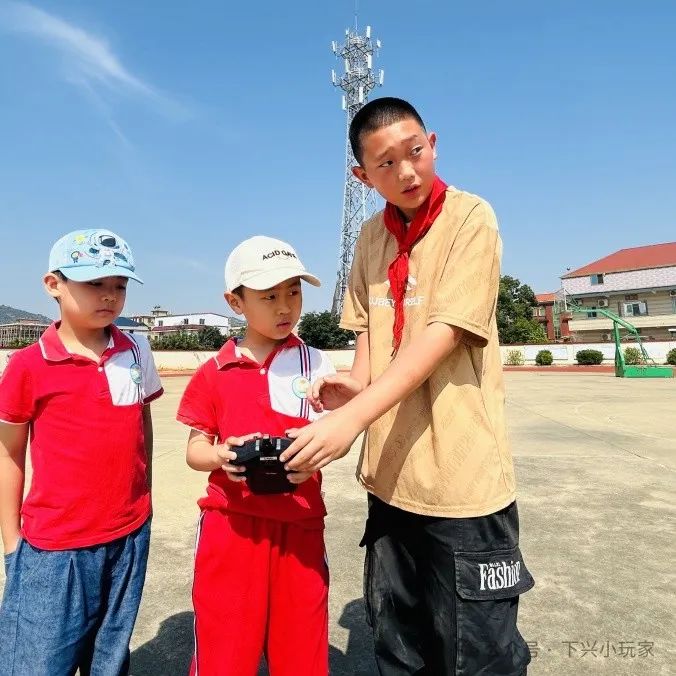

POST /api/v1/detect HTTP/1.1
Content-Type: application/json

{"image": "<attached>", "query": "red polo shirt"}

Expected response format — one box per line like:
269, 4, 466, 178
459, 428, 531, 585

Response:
176, 335, 335, 528
0, 323, 163, 550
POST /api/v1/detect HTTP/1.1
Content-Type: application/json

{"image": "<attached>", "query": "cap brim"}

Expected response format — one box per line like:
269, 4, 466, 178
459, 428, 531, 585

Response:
236, 267, 321, 291
58, 266, 144, 284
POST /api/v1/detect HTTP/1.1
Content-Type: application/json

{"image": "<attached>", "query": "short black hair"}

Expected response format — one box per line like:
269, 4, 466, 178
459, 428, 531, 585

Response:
349, 97, 426, 166
231, 285, 244, 298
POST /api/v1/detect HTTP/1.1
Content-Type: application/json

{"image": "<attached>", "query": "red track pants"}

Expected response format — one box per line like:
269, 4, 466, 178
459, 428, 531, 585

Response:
190, 509, 328, 676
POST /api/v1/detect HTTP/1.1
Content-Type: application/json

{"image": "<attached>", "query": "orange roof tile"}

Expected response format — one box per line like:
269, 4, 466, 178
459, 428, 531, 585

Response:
562, 242, 676, 279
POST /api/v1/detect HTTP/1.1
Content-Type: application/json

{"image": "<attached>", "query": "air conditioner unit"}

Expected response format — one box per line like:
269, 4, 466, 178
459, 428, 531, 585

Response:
598, 299, 609, 307
670, 290, 676, 297
602, 333, 612, 341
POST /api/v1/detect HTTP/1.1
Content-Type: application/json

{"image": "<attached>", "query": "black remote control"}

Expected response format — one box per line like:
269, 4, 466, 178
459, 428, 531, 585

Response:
231, 436, 296, 494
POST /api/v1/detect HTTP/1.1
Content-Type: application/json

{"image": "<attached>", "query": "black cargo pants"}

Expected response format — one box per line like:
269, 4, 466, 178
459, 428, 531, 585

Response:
361, 496, 534, 675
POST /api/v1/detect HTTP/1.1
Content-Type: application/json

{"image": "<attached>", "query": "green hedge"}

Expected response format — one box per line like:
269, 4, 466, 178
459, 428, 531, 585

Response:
505, 349, 524, 366
575, 349, 604, 365
535, 349, 553, 366
623, 347, 642, 365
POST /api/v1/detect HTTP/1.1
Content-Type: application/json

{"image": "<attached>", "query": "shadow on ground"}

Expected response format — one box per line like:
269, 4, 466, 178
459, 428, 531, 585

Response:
129, 599, 376, 675
130, 611, 193, 675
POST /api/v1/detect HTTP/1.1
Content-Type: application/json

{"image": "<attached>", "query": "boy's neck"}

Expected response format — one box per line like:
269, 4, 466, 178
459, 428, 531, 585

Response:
397, 206, 417, 224
57, 318, 111, 360
237, 328, 289, 365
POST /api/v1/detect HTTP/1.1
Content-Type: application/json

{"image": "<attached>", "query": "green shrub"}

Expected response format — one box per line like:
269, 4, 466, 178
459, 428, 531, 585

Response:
535, 349, 553, 366
576, 349, 604, 365
623, 347, 642, 366
667, 348, 676, 366
151, 330, 200, 351
7, 339, 33, 349
505, 349, 524, 366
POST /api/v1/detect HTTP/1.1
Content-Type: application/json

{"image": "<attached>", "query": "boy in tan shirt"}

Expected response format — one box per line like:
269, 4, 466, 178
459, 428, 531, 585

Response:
282, 97, 533, 674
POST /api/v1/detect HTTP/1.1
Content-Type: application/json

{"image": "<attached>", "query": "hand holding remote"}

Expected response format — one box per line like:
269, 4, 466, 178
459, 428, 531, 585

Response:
216, 433, 262, 483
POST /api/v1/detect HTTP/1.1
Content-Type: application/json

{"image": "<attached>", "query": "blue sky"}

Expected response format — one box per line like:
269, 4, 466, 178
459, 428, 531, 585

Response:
1, 0, 675, 319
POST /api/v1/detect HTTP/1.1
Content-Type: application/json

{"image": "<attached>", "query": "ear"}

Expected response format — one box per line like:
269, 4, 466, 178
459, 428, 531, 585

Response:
224, 291, 244, 315
44, 272, 63, 300
428, 131, 438, 160
351, 165, 374, 188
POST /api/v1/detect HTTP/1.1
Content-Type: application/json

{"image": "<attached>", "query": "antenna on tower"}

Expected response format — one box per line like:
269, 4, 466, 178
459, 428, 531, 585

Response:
329, 20, 384, 315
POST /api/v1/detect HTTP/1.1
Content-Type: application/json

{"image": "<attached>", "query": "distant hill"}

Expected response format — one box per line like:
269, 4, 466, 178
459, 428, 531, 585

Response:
0, 305, 52, 325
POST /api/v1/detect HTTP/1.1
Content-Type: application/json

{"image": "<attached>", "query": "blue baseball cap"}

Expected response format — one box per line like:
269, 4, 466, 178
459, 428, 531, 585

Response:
48, 229, 143, 283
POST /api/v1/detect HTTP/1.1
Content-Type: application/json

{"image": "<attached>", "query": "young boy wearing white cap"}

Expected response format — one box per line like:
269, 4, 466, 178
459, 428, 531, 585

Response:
176, 236, 335, 676
0, 229, 162, 674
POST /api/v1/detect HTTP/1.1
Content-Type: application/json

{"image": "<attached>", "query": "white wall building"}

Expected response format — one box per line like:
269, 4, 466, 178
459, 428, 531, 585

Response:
150, 313, 244, 337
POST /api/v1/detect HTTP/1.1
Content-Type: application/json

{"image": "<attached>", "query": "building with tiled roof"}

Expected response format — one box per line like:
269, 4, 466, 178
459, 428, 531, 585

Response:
534, 293, 570, 341
561, 242, 676, 342
113, 317, 151, 336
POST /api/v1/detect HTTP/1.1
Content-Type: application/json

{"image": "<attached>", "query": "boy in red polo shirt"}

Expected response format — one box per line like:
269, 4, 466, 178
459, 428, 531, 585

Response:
0, 229, 162, 675
177, 235, 334, 676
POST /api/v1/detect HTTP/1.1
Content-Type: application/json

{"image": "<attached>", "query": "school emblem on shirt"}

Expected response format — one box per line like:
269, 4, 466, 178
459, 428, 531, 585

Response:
130, 363, 143, 385
291, 375, 310, 399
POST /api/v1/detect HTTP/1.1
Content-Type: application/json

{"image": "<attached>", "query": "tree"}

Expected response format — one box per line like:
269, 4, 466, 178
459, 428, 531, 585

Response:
151, 330, 200, 351
196, 326, 228, 350
7, 339, 33, 349
503, 317, 548, 344
497, 275, 548, 344
298, 311, 353, 350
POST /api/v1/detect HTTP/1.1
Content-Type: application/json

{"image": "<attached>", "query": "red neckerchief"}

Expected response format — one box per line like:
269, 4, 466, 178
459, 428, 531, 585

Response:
384, 175, 448, 352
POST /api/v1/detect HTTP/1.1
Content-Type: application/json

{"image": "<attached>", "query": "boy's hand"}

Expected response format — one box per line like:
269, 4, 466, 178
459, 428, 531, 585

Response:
216, 433, 261, 482
0, 422, 28, 559
4, 535, 19, 556
307, 374, 364, 413
2, 533, 20, 555
287, 470, 314, 485
282, 411, 361, 473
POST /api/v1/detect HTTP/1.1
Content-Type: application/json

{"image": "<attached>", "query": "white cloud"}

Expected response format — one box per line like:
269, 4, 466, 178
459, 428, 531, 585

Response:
0, 1, 184, 127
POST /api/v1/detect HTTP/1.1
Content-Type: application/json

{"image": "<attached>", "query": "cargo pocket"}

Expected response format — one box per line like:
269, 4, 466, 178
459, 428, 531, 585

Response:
454, 546, 534, 675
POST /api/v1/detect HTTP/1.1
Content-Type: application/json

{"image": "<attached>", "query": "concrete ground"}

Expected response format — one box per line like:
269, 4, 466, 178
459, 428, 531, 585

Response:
2, 372, 674, 675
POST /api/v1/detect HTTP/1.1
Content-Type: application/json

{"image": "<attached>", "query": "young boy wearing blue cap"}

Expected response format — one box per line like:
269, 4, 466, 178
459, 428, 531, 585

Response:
0, 229, 163, 675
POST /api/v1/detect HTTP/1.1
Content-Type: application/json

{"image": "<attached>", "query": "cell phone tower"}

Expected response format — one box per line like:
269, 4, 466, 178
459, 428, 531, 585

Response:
330, 22, 384, 316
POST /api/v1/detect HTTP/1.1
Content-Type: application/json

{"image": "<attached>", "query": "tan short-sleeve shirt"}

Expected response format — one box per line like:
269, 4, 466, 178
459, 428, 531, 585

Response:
341, 188, 516, 518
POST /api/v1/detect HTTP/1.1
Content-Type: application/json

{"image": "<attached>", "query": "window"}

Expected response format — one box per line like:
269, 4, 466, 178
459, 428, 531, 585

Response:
199, 318, 206, 325
672, 297, 676, 313
623, 302, 648, 317
157, 320, 163, 327
590, 274, 604, 285
182, 318, 189, 325
587, 306, 598, 319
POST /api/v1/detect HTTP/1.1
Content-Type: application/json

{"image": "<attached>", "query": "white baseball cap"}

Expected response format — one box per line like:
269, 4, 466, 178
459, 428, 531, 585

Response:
225, 236, 321, 292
